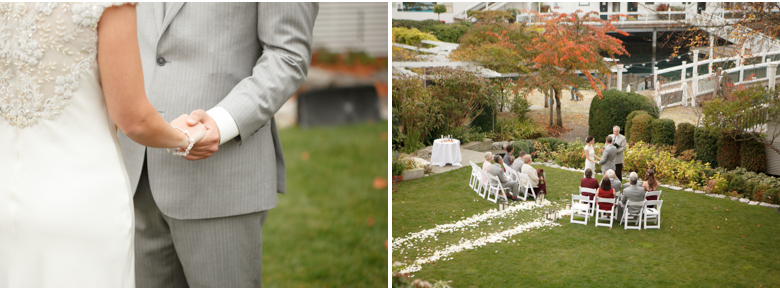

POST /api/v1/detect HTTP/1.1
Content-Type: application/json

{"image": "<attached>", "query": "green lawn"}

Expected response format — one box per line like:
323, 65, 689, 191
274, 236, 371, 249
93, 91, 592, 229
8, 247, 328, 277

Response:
263, 121, 388, 287
392, 165, 780, 287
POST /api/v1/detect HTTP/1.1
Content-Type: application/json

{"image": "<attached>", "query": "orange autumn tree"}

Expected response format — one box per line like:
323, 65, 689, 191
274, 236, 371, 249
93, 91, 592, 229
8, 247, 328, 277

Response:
523, 10, 629, 127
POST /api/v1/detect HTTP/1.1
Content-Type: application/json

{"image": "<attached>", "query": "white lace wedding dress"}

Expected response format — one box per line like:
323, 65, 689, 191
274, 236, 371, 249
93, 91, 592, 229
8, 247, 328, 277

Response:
0, 3, 134, 287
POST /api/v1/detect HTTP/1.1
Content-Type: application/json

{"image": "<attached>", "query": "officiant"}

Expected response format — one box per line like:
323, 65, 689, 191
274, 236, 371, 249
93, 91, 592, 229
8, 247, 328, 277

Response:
612, 126, 627, 181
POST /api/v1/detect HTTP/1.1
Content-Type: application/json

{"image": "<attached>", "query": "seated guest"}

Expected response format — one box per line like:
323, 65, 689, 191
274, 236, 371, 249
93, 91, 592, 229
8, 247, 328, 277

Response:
597, 176, 616, 212
520, 155, 539, 188
619, 172, 646, 220
482, 152, 493, 173
511, 151, 526, 172
509, 155, 515, 166
605, 169, 622, 193
580, 168, 599, 202
642, 169, 660, 193
489, 155, 520, 200
503, 145, 514, 166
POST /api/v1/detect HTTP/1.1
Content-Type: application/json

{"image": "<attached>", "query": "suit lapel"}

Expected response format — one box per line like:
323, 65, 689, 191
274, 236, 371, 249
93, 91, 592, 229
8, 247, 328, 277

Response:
152, 3, 164, 35
160, 2, 185, 37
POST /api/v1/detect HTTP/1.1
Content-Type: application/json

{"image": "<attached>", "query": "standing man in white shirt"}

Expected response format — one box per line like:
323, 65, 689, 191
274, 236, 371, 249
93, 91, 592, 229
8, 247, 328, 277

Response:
612, 126, 627, 182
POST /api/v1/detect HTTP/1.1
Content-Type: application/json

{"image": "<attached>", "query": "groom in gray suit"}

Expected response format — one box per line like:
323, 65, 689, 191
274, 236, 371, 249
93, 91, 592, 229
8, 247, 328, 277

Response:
598, 135, 617, 176
117, 3, 318, 287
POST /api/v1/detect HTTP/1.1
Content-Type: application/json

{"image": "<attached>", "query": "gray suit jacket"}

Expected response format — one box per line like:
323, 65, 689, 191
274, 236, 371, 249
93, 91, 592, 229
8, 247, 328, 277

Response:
598, 144, 617, 174
621, 184, 646, 215
613, 134, 627, 164
489, 163, 510, 185
118, 3, 318, 219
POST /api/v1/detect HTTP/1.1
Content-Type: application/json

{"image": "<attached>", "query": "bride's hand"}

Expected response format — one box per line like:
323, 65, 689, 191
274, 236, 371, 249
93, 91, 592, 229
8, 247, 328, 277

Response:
171, 114, 207, 148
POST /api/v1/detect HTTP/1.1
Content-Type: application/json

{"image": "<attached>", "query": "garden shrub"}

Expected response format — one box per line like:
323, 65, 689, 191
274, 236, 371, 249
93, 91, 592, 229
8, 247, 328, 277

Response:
554, 140, 586, 169
630, 113, 654, 144
426, 21, 473, 43
717, 132, 742, 170
729, 175, 746, 195
766, 187, 780, 204
392, 27, 438, 46
651, 118, 675, 146
623, 142, 709, 189
536, 137, 567, 152
674, 123, 695, 155
694, 127, 719, 167
740, 133, 766, 173
392, 19, 444, 31
392, 76, 442, 153
625, 110, 649, 142
492, 118, 547, 141
753, 184, 772, 202
588, 89, 659, 141
512, 139, 536, 156
744, 181, 758, 199
678, 149, 696, 161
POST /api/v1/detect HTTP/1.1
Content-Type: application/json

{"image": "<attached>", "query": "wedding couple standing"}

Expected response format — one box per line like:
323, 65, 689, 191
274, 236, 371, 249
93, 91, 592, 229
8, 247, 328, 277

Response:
0, 2, 318, 287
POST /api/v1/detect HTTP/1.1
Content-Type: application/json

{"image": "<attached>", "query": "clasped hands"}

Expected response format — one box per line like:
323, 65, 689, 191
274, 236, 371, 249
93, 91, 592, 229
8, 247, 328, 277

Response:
170, 109, 220, 161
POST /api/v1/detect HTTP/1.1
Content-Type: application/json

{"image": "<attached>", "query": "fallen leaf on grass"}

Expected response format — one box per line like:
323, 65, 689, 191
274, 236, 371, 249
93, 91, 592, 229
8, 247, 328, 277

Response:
373, 177, 388, 189
300, 151, 310, 161
380, 132, 387, 141
368, 215, 375, 226
385, 240, 388, 250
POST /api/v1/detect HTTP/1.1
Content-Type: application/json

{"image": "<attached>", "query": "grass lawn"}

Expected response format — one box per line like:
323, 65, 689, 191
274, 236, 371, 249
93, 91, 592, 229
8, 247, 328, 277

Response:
263, 121, 388, 287
392, 165, 780, 287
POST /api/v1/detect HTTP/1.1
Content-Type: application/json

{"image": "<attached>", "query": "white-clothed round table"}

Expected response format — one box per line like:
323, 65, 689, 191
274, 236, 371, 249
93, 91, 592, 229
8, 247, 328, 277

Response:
431, 139, 463, 167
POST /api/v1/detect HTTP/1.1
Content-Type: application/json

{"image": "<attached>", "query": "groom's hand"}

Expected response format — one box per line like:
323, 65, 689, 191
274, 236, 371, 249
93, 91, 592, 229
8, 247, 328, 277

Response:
184, 109, 220, 161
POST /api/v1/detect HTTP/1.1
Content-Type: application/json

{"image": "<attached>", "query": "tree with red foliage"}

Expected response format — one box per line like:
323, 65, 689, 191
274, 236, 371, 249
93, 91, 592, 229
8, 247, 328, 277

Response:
522, 10, 629, 127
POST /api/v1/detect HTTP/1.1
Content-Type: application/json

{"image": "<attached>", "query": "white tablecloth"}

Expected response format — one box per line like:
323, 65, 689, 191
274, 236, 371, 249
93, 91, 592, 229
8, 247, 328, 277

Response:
431, 139, 462, 167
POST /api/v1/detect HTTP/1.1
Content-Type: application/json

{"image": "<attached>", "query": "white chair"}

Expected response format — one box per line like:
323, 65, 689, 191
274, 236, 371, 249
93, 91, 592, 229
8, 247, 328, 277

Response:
579, 187, 597, 216
477, 170, 489, 199
645, 190, 661, 201
468, 162, 480, 192
570, 194, 590, 225
621, 200, 645, 230
517, 173, 537, 201
505, 166, 519, 182
486, 175, 510, 203
643, 200, 663, 229
594, 197, 616, 228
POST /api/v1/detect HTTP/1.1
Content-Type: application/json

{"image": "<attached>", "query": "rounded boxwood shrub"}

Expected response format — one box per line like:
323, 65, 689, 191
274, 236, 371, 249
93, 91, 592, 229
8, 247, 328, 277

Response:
512, 139, 536, 157
729, 175, 746, 195
766, 187, 780, 204
744, 180, 758, 199
536, 137, 567, 152
651, 118, 675, 146
695, 127, 719, 167
717, 132, 742, 170
630, 113, 654, 143
588, 89, 659, 142
740, 133, 766, 173
674, 123, 695, 155
625, 110, 649, 142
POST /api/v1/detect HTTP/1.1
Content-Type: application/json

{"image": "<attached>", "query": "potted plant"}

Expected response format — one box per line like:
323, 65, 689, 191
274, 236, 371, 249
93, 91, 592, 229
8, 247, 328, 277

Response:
392, 158, 404, 183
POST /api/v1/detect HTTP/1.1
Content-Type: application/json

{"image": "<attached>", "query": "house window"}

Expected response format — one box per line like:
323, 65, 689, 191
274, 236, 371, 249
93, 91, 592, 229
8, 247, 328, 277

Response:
401, 2, 436, 12
628, 2, 638, 12
612, 2, 620, 12
600, 2, 608, 12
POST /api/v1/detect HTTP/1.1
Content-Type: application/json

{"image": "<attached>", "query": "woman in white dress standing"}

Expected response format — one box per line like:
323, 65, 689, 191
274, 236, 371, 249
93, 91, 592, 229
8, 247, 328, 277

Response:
583, 136, 600, 175
0, 3, 206, 287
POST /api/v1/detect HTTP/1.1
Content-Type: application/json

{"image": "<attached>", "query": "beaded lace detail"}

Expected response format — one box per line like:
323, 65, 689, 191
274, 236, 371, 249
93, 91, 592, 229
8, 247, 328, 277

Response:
0, 2, 130, 128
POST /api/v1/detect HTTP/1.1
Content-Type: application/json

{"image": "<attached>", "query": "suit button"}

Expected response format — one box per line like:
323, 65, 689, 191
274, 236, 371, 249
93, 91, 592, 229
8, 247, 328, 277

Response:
156, 57, 166, 66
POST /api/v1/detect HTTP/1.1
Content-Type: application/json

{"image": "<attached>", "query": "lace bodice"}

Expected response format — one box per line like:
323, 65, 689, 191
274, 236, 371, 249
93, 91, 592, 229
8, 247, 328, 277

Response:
0, 2, 129, 128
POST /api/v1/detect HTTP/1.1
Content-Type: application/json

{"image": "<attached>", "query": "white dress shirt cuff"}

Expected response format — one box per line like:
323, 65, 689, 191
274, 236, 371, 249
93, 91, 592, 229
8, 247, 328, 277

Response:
206, 107, 240, 145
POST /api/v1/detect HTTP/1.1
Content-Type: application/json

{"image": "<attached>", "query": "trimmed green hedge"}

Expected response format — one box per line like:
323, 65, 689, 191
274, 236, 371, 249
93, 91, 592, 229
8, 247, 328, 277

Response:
588, 89, 659, 142
512, 139, 536, 157
694, 127, 719, 167
674, 123, 696, 155
740, 133, 766, 173
624, 110, 649, 142
630, 113, 654, 143
717, 132, 742, 170
651, 118, 675, 146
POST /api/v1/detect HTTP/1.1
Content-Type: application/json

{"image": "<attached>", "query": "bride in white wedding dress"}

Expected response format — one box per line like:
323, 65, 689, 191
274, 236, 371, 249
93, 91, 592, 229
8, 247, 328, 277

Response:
0, 3, 205, 287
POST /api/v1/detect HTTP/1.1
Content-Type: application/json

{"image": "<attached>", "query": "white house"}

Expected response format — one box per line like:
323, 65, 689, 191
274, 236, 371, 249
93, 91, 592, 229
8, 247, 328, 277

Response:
313, 2, 388, 57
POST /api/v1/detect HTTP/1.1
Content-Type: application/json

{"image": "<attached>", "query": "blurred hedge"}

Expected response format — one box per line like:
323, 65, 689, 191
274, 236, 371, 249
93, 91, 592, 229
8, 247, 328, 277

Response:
588, 89, 659, 142
625, 110, 648, 142
740, 133, 766, 173
694, 127, 719, 167
651, 118, 676, 146
717, 132, 742, 170
629, 113, 655, 144
674, 123, 695, 155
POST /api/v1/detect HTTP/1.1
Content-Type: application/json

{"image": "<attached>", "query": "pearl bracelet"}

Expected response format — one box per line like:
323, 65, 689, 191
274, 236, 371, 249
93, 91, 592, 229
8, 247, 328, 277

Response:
167, 125, 195, 157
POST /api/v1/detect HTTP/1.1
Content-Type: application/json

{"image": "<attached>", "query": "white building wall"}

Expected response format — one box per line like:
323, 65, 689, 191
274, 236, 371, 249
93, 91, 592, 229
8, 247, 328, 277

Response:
767, 123, 780, 176
392, 2, 475, 23
313, 2, 388, 57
